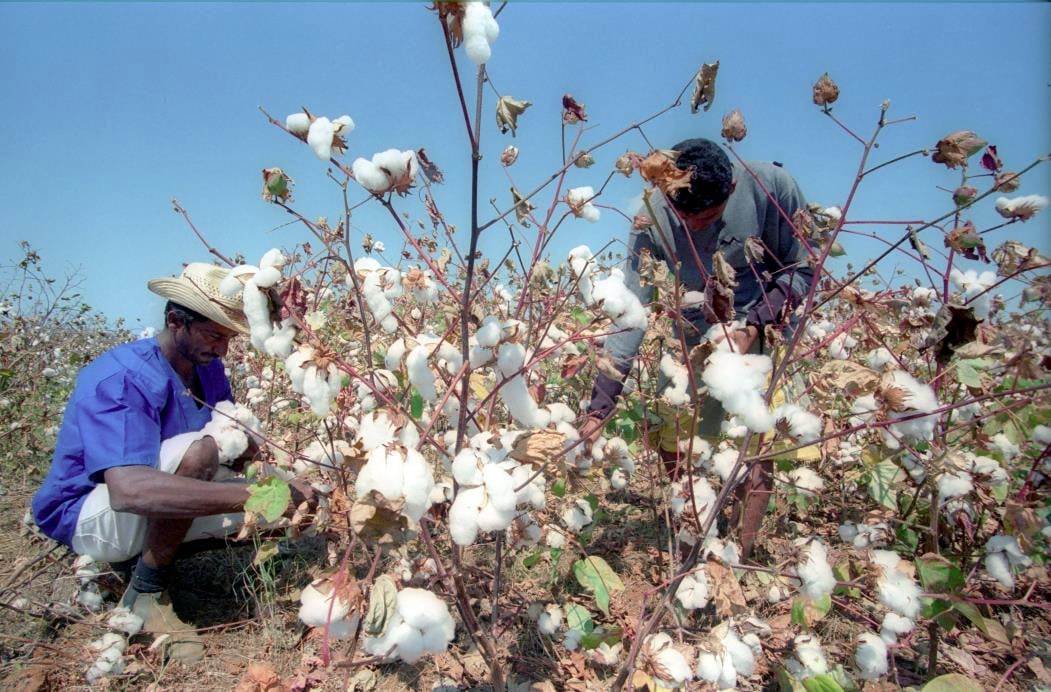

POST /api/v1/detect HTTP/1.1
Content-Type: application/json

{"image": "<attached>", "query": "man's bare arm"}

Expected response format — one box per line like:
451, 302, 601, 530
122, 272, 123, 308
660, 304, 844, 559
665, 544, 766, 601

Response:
104, 465, 250, 518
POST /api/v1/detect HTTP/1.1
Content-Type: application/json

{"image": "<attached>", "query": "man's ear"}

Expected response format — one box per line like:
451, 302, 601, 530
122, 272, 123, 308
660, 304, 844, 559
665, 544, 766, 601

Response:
729, 179, 737, 195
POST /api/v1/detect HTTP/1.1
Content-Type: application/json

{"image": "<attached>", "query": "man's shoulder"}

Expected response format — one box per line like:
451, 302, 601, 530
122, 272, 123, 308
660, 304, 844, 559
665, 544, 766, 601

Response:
736, 160, 798, 187
75, 338, 170, 399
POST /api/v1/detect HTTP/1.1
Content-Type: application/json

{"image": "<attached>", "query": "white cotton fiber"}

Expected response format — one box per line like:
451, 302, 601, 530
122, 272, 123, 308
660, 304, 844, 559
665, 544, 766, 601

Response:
855, 632, 889, 680
285, 112, 310, 135
462, 1, 499, 65
702, 350, 775, 433
774, 403, 823, 444
307, 117, 336, 160
798, 539, 836, 600
538, 604, 563, 635
566, 187, 600, 222
880, 612, 915, 642
660, 354, 690, 406
675, 570, 710, 610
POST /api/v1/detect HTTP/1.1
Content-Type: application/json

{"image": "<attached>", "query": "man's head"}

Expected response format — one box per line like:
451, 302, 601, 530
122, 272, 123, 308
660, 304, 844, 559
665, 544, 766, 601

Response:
164, 301, 237, 366
667, 138, 736, 232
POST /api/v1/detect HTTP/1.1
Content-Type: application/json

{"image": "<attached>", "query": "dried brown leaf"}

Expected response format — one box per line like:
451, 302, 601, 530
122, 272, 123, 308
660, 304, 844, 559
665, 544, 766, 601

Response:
496, 95, 532, 137
706, 558, 748, 618
690, 61, 719, 113
509, 430, 566, 467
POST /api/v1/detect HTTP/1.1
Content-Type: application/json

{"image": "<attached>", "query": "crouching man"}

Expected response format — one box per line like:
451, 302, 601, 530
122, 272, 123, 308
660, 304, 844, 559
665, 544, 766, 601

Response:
31, 263, 313, 662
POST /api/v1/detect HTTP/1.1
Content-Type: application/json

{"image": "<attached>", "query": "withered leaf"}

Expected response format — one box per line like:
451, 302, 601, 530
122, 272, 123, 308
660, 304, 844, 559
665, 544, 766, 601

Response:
235, 662, 284, 692
907, 225, 930, 260
707, 558, 748, 618
690, 61, 720, 113
812, 72, 839, 107
812, 360, 880, 397
944, 221, 988, 262
364, 574, 398, 637
744, 237, 765, 264
561, 93, 588, 124
702, 274, 736, 323
921, 304, 979, 364
639, 149, 693, 198
416, 148, 444, 184
712, 250, 738, 288
931, 131, 987, 169
509, 430, 567, 467
637, 247, 672, 289
496, 95, 532, 137
349, 491, 411, 544
511, 187, 536, 227
991, 240, 1049, 277
561, 353, 589, 380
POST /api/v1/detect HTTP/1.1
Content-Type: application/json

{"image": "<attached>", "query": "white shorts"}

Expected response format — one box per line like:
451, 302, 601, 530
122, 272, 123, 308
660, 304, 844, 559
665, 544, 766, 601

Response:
71, 431, 244, 563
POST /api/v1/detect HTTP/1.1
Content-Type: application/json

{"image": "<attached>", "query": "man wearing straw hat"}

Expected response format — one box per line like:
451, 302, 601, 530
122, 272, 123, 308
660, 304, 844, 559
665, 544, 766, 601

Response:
32, 262, 313, 662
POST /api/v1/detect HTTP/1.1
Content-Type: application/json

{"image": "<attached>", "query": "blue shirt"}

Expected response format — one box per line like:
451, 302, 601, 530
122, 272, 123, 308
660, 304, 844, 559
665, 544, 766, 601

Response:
31, 337, 233, 547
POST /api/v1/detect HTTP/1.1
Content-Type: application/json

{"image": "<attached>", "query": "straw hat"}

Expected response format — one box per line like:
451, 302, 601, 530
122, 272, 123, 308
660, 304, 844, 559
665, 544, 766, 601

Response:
147, 263, 249, 334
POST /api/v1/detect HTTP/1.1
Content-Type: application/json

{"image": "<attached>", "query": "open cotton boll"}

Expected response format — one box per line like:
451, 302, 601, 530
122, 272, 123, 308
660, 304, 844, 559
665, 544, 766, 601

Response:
400, 449, 437, 521
788, 467, 824, 497
510, 463, 546, 508
475, 316, 502, 347
678, 436, 712, 465
867, 347, 894, 370
107, 607, 144, 637
774, 404, 823, 444
675, 569, 711, 610
592, 269, 649, 330
723, 628, 757, 677
644, 634, 692, 689
74, 554, 98, 583
496, 343, 551, 429
984, 534, 1031, 589
567, 245, 597, 304
711, 447, 743, 485
787, 634, 829, 677
872, 550, 922, 620
883, 370, 940, 448
219, 264, 257, 298
880, 612, 915, 643
989, 433, 1020, 460
937, 470, 973, 504
77, 587, 103, 610
299, 579, 352, 626
364, 588, 455, 664
566, 187, 601, 222
259, 248, 286, 270
660, 353, 690, 406
855, 632, 889, 680
696, 648, 736, 689
702, 350, 775, 433
827, 332, 857, 360
462, 1, 499, 64
797, 539, 836, 600
1033, 425, 1051, 446
449, 486, 485, 546
285, 112, 310, 135
995, 194, 1049, 220
949, 268, 997, 320
538, 604, 563, 635
610, 468, 628, 489
546, 402, 576, 425
253, 265, 282, 290
307, 117, 336, 160
562, 499, 593, 533
406, 344, 438, 402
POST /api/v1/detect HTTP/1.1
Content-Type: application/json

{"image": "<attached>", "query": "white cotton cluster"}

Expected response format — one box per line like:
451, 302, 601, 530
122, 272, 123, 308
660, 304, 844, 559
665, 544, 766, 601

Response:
710, 445, 743, 485
568, 245, 597, 303
773, 403, 822, 444
461, 1, 499, 65
593, 436, 636, 489
355, 431, 435, 523
285, 112, 355, 161
545, 526, 566, 549
285, 346, 344, 417
643, 633, 693, 689
496, 342, 551, 429
591, 268, 649, 330
447, 432, 547, 546
675, 569, 711, 610
838, 520, 890, 549
696, 625, 761, 690
354, 369, 398, 412
854, 632, 889, 680
537, 603, 563, 635
661, 353, 690, 405
106, 607, 144, 636
827, 332, 858, 360
199, 401, 262, 462
219, 250, 297, 357
937, 469, 973, 505
831, 437, 863, 467
387, 333, 462, 403
787, 467, 825, 497
73, 555, 103, 611
670, 477, 718, 539
984, 535, 1032, 589
796, 539, 836, 600
562, 499, 594, 533
1033, 425, 1051, 446
566, 187, 600, 222
352, 149, 418, 195
591, 641, 623, 667
354, 257, 404, 333
702, 350, 775, 433
950, 268, 997, 320
882, 370, 940, 449
871, 550, 922, 620
994, 194, 1049, 221
86, 633, 127, 682
989, 432, 1020, 460
363, 587, 455, 664
404, 268, 439, 305
880, 611, 915, 643
866, 347, 895, 370
298, 577, 360, 639
786, 634, 828, 678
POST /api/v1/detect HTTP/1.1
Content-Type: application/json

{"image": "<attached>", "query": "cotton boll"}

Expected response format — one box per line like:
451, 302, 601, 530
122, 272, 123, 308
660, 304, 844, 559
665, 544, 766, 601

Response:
285, 112, 310, 135
882, 370, 940, 448
827, 332, 857, 360
950, 268, 998, 320
449, 486, 484, 546
774, 404, 823, 445
1033, 425, 1051, 446
253, 265, 282, 289
989, 433, 1020, 460
462, 2, 498, 64
538, 604, 563, 635
797, 539, 836, 600
855, 632, 889, 680
496, 343, 551, 429
400, 449, 436, 521
510, 464, 546, 509
872, 550, 922, 620
298, 580, 352, 627
788, 467, 824, 497
107, 607, 144, 637
592, 269, 649, 330
77, 588, 103, 610
879, 612, 915, 643
660, 353, 690, 406
867, 347, 894, 370
984, 534, 1031, 589
696, 650, 735, 689
566, 187, 600, 223
984, 552, 1014, 590
563, 628, 583, 651
644, 634, 692, 688
610, 468, 628, 489
406, 344, 438, 402
562, 499, 593, 533
675, 570, 711, 610
788, 634, 828, 677
475, 316, 502, 347
545, 526, 566, 549
702, 350, 775, 433
723, 628, 756, 677
711, 447, 742, 485
307, 117, 336, 160
937, 470, 973, 504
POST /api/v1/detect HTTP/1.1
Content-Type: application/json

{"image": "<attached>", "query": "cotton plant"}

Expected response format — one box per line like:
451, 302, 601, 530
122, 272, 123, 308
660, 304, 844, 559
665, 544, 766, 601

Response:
220, 249, 297, 357
695, 622, 762, 690
285, 111, 355, 161
362, 587, 456, 664
354, 257, 404, 333
984, 534, 1032, 589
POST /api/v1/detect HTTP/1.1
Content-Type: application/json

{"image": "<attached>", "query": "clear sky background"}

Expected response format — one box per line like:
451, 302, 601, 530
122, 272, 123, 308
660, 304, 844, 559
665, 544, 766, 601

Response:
2, 2, 1048, 332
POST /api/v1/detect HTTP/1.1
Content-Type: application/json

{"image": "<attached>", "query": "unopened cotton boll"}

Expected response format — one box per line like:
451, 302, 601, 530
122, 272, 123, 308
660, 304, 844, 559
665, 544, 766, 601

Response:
797, 539, 836, 600
855, 632, 889, 680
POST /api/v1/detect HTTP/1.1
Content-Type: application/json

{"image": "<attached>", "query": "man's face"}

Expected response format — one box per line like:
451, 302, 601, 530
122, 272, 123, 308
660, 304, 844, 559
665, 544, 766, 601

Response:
173, 320, 236, 366
675, 199, 729, 233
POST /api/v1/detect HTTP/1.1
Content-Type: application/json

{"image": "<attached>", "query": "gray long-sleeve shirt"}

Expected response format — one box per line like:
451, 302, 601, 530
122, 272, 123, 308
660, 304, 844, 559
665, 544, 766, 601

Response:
588, 160, 814, 417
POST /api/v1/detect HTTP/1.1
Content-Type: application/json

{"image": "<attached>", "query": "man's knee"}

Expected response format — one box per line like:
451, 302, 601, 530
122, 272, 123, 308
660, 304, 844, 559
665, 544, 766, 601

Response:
177, 437, 219, 481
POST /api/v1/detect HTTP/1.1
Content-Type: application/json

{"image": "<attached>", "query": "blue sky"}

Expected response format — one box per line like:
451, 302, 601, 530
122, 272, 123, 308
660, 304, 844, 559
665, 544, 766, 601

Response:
2, 2, 1048, 331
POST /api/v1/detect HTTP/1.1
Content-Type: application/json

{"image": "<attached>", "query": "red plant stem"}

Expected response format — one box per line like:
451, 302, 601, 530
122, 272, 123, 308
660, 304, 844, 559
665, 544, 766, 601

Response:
171, 199, 237, 266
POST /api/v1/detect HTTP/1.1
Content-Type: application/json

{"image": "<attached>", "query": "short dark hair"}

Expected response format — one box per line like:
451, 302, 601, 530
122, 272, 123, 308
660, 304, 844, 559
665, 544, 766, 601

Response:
164, 300, 209, 327
667, 138, 733, 213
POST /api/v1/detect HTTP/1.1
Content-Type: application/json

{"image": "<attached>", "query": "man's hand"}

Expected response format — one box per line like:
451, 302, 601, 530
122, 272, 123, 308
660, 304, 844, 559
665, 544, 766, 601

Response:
578, 413, 608, 453
287, 478, 317, 515
730, 324, 758, 354
229, 435, 261, 473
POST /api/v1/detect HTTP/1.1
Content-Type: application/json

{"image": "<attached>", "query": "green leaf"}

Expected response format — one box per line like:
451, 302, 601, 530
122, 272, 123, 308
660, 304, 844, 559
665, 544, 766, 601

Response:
956, 362, 981, 388
868, 459, 903, 511
580, 626, 622, 650
573, 556, 624, 615
571, 306, 590, 326
777, 668, 808, 692
916, 553, 964, 594
244, 476, 291, 522
551, 480, 567, 498
897, 525, 920, 552
253, 540, 280, 566
522, 549, 542, 569
583, 494, 600, 513
565, 604, 593, 633
920, 673, 983, 692
410, 389, 424, 419
791, 593, 832, 627
802, 674, 845, 692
